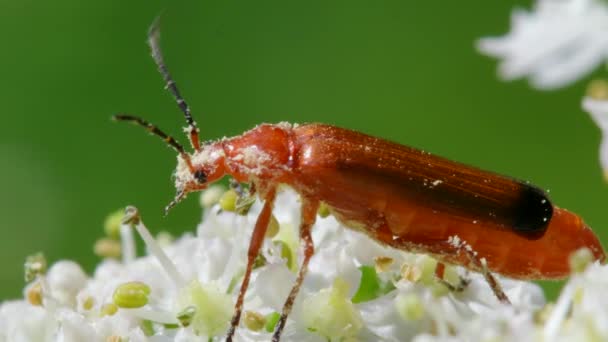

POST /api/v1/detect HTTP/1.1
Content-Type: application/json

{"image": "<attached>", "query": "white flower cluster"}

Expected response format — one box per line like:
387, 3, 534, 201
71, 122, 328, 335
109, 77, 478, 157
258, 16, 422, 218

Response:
0, 188, 606, 341
477, 0, 608, 90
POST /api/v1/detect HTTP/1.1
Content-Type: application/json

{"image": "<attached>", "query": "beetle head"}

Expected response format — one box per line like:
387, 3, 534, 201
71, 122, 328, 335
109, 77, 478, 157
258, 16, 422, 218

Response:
167, 143, 227, 214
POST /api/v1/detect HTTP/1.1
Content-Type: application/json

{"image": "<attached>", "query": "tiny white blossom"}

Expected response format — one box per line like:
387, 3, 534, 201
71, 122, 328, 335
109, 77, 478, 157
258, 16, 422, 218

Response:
478, 0, 608, 89
46, 261, 88, 308
0, 301, 57, 341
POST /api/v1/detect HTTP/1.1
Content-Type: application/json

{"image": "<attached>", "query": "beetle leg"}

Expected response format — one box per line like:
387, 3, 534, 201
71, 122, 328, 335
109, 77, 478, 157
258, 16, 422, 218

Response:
449, 241, 510, 304
272, 198, 320, 342
434, 262, 470, 292
466, 251, 510, 304
225, 188, 277, 342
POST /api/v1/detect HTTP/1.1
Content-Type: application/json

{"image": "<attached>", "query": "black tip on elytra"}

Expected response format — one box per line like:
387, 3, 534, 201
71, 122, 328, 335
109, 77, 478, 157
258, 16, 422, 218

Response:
512, 185, 553, 234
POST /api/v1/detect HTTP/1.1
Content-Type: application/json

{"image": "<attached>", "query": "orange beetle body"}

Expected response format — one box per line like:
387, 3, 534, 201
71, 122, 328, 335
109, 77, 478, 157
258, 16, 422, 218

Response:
175, 123, 605, 280
116, 21, 605, 341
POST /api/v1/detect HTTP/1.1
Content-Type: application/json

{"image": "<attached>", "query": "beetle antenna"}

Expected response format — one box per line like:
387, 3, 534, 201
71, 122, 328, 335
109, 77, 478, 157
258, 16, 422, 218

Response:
113, 114, 194, 171
148, 17, 201, 152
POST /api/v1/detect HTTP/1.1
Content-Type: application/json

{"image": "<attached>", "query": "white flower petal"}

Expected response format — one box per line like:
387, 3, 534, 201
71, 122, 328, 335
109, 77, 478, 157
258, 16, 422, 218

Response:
0, 301, 57, 341
56, 309, 97, 342
46, 260, 88, 308
248, 263, 295, 311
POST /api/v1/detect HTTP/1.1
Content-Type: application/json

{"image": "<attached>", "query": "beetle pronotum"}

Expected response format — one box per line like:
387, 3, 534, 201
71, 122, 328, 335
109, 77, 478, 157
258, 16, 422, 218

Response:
114, 19, 606, 341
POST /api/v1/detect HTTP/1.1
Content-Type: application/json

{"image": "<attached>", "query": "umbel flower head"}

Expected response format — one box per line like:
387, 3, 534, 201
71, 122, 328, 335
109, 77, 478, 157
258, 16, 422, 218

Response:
1, 188, 607, 341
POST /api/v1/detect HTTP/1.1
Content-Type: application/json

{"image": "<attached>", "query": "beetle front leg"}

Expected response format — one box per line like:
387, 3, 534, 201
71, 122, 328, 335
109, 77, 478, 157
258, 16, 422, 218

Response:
272, 198, 319, 342
226, 188, 277, 342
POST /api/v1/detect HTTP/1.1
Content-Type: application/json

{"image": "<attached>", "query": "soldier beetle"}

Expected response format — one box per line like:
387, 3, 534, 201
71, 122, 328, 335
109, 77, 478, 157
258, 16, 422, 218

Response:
114, 19, 606, 342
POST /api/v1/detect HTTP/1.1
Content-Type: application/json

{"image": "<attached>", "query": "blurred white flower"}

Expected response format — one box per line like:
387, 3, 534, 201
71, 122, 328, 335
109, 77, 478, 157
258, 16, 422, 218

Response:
0, 188, 606, 341
478, 0, 608, 89
583, 92, 608, 181
0, 301, 57, 341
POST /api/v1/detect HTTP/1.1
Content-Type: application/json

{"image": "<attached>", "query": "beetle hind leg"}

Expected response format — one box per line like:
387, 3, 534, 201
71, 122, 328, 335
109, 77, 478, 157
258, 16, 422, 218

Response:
469, 253, 510, 304
446, 238, 511, 304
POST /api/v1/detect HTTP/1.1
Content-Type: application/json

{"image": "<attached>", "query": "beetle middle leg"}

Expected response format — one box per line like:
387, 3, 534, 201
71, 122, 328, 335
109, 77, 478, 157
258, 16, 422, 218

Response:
226, 188, 277, 342
272, 198, 320, 342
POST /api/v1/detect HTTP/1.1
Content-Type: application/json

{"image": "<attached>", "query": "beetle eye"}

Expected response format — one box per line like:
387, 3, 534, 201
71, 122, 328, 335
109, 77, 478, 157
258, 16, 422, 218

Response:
193, 170, 207, 183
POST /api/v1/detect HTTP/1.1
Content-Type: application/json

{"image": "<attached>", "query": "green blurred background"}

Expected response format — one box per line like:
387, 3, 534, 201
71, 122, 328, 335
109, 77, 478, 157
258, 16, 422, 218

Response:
1, 0, 605, 300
